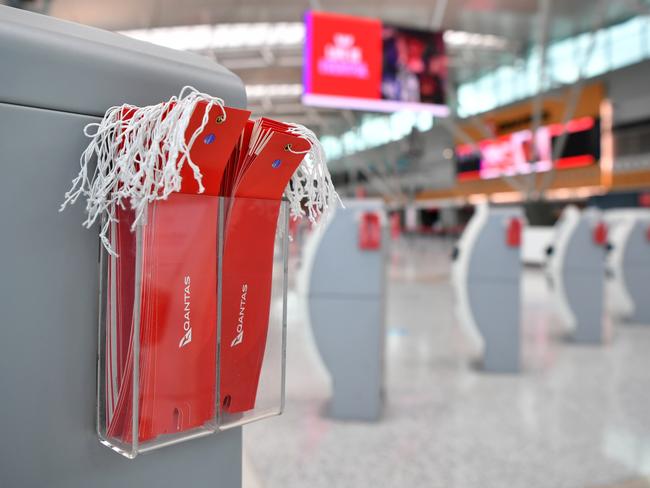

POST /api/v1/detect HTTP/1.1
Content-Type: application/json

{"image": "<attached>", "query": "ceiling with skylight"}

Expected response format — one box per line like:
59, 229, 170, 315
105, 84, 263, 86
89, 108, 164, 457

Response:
7, 0, 650, 169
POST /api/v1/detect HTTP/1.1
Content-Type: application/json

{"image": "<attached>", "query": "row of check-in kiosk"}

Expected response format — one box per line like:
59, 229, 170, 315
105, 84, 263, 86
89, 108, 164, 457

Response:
301, 200, 650, 421
454, 204, 650, 373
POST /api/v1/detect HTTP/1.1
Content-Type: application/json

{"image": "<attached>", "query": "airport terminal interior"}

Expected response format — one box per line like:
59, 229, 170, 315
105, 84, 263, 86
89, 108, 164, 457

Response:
2, 1, 650, 487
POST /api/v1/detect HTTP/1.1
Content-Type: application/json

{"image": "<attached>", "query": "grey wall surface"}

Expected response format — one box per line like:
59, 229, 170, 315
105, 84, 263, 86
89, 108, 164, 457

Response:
606, 61, 650, 126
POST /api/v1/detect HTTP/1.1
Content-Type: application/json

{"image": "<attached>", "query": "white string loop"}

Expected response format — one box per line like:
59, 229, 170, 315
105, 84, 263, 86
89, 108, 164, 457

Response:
60, 86, 226, 255
286, 123, 342, 223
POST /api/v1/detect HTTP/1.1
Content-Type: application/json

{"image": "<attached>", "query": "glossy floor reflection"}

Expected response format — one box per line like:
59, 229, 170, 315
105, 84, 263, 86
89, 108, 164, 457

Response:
244, 236, 650, 488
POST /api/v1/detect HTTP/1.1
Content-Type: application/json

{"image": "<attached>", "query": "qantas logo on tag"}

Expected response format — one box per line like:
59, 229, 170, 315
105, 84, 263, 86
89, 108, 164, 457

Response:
231, 284, 248, 347
179, 276, 192, 348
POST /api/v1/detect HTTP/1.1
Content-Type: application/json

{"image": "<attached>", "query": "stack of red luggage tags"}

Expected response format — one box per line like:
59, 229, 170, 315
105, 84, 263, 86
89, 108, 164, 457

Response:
104, 102, 312, 443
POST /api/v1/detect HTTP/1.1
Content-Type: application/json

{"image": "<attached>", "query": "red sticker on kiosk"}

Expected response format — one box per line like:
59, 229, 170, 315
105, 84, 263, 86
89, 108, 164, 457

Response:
593, 221, 608, 246
359, 212, 382, 250
506, 217, 522, 247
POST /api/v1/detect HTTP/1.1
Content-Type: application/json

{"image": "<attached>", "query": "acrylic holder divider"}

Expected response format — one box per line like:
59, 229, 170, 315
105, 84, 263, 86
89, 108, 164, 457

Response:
97, 195, 289, 458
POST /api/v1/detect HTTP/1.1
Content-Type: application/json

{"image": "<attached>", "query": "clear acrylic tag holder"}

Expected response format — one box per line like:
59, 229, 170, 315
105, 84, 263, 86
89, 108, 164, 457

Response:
97, 195, 288, 458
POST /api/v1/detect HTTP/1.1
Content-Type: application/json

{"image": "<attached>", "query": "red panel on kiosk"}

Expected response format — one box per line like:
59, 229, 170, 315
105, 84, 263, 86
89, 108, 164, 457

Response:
506, 217, 522, 247
639, 192, 650, 208
593, 221, 608, 246
359, 212, 382, 250
390, 213, 401, 240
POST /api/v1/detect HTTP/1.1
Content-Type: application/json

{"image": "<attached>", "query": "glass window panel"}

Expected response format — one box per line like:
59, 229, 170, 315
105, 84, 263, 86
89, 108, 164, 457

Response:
476, 75, 497, 112
494, 65, 515, 105
610, 18, 644, 69
548, 38, 579, 85
584, 29, 609, 77
525, 50, 540, 97
415, 113, 434, 132
322, 136, 343, 161
644, 16, 650, 58
458, 82, 481, 116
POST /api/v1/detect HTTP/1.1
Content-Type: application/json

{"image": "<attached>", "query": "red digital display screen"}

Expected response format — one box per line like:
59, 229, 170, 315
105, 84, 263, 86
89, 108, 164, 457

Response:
303, 11, 449, 115
455, 117, 600, 181
305, 11, 382, 99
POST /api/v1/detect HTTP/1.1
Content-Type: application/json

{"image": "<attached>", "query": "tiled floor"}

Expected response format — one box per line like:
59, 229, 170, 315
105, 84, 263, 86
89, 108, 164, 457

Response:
243, 236, 650, 488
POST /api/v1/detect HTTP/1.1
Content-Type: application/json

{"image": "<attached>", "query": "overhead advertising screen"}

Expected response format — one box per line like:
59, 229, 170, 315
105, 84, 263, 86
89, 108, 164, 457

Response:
303, 11, 449, 116
455, 117, 601, 181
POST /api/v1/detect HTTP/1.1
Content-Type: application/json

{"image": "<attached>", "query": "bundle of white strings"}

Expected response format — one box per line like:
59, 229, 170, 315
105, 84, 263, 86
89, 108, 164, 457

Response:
59, 86, 226, 256
285, 124, 342, 223
60, 86, 339, 255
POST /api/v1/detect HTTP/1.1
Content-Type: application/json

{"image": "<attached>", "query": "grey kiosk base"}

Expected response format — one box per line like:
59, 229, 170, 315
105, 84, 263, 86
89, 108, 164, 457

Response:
0, 7, 245, 487
548, 207, 608, 344
301, 199, 386, 421
452, 204, 523, 373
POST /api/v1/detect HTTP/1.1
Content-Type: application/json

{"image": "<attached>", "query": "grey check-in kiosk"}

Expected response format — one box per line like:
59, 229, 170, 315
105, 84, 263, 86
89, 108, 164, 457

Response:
452, 203, 523, 373
606, 209, 650, 325
0, 7, 245, 487
300, 199, 387, 421
546, 206, 609, 344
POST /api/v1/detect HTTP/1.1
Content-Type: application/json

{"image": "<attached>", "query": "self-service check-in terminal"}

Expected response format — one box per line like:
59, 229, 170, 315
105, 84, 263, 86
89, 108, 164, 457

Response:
300, 199, 387, 421
452, 203, 524, 373
606, 209, 650, 325
546, 206, 609, 344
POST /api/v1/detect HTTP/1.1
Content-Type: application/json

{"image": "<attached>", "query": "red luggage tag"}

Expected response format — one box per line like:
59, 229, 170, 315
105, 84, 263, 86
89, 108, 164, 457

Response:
178, 104, 251, 195
109, 194, 219, 443
112, 103, 249, 195
105, 208, 137, 432
221, 120, 255, 198
106, 102, 246, 442
140, 193, 219, 439
106, 208, 158, 441
219, 132, 309, 413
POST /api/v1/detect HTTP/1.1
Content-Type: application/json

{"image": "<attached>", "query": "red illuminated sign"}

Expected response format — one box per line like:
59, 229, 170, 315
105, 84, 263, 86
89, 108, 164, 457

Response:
303, 11, 449, 115
305, 11, 382, 99
456, 117, 598, 181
